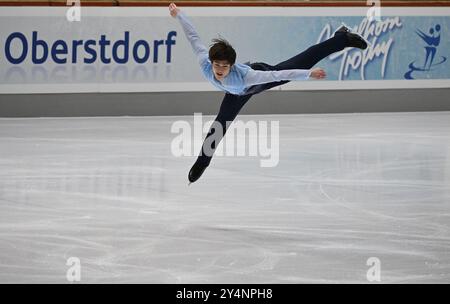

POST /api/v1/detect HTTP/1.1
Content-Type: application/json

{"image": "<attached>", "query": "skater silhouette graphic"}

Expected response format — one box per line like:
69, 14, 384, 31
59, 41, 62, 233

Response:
415, 24, 441, 70
405, 24, 446, 79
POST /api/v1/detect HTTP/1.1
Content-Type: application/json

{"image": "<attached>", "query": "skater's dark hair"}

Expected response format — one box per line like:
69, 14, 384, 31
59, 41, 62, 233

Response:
209, 38, 236, 65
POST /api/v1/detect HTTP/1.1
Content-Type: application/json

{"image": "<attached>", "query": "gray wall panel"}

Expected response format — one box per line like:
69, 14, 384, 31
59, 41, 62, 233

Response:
0, 88, 449, 117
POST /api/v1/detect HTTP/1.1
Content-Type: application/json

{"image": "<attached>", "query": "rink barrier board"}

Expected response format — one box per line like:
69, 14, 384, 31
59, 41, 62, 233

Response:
0, 6, 449, 94
1, 88, 450, 117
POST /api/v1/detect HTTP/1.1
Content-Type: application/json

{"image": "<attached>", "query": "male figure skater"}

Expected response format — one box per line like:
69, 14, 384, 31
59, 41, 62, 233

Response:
169, 3, 368, 184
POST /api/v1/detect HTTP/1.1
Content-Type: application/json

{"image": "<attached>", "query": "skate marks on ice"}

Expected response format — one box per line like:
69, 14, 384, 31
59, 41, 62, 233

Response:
0, 113, 450, 282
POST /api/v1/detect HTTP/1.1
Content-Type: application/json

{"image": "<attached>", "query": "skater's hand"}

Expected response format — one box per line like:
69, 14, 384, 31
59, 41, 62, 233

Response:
169, 3, 180, 18
310, 68, 326, 80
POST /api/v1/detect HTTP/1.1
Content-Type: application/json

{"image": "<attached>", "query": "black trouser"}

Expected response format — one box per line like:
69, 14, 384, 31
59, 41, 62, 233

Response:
195, 34, 348, 166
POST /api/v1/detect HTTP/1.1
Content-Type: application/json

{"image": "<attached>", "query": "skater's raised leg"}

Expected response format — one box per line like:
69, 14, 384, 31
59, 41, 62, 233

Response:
274, 28, 367, 71
245, 27, 368, 94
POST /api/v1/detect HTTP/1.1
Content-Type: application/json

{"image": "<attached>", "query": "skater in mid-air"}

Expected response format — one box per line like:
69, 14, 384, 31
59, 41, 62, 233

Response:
169, 3, 368, 184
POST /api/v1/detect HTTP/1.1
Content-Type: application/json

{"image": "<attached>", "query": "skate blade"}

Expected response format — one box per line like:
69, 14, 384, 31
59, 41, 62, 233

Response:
333, 22, 352, 36
362, 35, 373, 48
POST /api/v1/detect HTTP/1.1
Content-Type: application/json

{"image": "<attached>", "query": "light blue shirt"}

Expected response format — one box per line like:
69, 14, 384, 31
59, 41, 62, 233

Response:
176, 12, 312, 95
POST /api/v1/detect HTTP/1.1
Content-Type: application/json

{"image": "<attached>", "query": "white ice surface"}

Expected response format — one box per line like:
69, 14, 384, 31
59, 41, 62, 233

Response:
0, 112, 449, 283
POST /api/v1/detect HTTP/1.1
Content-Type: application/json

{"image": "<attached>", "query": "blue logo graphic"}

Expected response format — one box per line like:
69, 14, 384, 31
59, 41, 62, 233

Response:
405, 24, 447, 79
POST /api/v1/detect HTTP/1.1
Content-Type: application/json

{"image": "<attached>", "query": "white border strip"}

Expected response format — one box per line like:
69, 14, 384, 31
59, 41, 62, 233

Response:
1, 80, 449, 94
0, 7, 449, 17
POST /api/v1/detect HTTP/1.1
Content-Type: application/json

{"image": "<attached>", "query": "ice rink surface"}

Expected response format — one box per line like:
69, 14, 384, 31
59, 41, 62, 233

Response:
0, 111, 449, 283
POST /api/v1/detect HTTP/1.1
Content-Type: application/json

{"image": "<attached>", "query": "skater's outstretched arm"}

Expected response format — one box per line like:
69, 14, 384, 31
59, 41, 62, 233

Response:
169, 3, 209, 67
244, 67, 326, 86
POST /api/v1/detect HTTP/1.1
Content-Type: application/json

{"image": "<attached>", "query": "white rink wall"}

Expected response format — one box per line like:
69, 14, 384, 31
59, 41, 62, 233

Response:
0, 6, 450, 95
